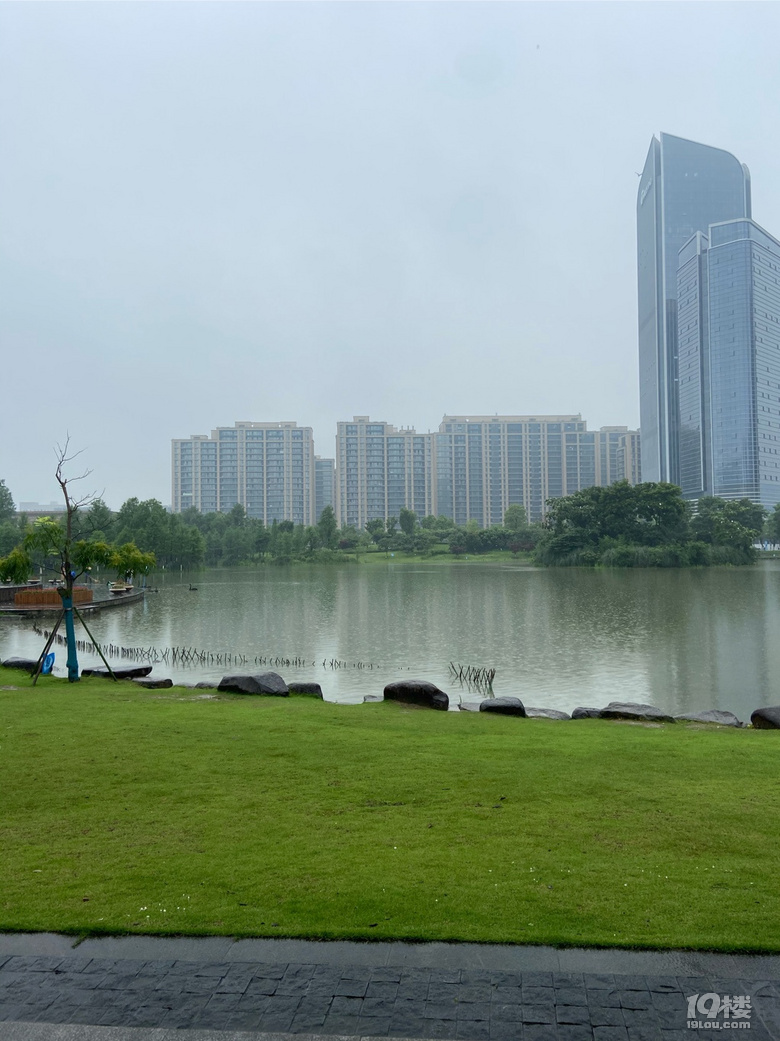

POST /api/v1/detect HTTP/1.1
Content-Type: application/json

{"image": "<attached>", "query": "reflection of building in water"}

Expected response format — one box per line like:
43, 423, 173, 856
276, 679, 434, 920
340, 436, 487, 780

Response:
171, 421, 315, 525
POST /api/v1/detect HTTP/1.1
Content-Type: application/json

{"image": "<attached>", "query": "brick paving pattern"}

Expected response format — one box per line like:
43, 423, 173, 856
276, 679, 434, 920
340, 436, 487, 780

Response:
1, 954, 779, 1039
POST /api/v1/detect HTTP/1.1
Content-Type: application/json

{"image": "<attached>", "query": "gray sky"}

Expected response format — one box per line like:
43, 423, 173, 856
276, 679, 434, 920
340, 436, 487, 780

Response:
2, 1, 780, 509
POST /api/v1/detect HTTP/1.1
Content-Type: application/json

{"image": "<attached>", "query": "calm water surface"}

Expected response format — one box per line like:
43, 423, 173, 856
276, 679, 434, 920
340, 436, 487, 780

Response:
2, 560, 779, 719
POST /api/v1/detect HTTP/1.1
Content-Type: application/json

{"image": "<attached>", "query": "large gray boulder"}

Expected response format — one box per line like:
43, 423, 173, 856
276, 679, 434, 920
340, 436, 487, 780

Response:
218, 671, 289, 696
479, 697, 526, 717
82, 665, 153, 679
288, 682, 323, 699
2, 657, 38, 671
572, 707, 601, 719
676, 709, 744, 728
525, 707, 571, 720
133, 677, 173, 689
599, 701, 676, 724
751, 706, 780, 729
383, 680, 448, 711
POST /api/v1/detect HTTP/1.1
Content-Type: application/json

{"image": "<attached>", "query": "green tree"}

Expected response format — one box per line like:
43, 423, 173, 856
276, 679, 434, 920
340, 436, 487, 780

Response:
111, 542, 156, 582
399, 507, 416, 536
365, 518, 385, 544
0, 479, 15, 523
0, 546, 29, 583
85, 498, 115, 541
503, 504, 527, 532
338, 524, 360, 550
767, 504, 780, 547
0, 521, 20, 556
317, 505, 338, 550
692, 497, 766, 547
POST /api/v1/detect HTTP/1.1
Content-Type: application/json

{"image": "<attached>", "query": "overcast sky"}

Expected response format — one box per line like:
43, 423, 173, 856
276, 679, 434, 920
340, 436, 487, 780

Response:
2, 1, 780, 509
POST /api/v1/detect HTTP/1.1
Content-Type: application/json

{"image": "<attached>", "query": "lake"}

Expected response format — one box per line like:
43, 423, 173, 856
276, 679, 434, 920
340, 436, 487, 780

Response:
2, 559, 779, 720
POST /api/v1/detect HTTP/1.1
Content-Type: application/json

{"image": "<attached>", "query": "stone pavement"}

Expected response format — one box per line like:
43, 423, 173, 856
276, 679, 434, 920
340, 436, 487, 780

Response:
1, 933, 779, 1041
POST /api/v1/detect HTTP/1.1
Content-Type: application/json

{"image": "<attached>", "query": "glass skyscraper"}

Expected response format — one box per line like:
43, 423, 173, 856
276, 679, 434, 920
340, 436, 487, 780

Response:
637, 133, 751, 485
678, 220, 780, 506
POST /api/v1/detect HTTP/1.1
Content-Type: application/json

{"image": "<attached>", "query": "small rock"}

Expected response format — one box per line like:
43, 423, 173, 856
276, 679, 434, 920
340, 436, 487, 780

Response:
479, 697, 526, 717
217, 671, 289, 696
363, 695, 383, 703
751, 706, 780, 729
133, 677, 173, 689
383, 680, 448, 711
525, 707, 571, 720
458, 702, 482, 712
194, 682, 217, 689
675, 710, 743, 727
288, 682, 323, 698
599, 701, 676, 724
572, 707, 601, 719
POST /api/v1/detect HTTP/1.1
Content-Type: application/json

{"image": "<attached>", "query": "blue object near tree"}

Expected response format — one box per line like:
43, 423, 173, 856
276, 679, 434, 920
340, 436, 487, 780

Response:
42, 653, 55, 675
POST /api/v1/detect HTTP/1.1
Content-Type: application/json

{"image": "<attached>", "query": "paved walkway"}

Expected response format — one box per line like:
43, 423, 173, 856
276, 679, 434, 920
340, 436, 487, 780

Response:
1, 933, 779, 1041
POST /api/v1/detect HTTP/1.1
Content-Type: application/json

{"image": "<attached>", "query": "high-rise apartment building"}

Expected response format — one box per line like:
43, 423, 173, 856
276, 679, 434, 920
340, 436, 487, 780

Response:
616, 430, 642, 487
172, 422, 315, 525
678, 219, 780, 505
314, 457, 336, 521
335, 417, 433, 528
433, 416, 639, 525
637, 133, 751, 486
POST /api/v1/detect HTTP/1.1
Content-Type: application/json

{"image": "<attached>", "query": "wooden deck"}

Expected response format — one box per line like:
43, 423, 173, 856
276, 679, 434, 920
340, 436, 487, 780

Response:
0, 589, 146, 616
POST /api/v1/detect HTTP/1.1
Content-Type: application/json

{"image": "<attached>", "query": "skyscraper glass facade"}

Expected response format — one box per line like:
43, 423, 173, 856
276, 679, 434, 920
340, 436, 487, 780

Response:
675, 220, 780, 507
709, 220, 780, 504
637, 133, 751, 485
677, 231, 710, 498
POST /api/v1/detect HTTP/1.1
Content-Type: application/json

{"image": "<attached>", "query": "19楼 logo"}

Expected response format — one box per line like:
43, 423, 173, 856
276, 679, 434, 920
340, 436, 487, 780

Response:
687, 993, 752, 1029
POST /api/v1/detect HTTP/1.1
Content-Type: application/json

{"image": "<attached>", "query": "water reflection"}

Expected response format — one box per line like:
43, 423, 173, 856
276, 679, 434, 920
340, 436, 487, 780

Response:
2, 561, 779, 719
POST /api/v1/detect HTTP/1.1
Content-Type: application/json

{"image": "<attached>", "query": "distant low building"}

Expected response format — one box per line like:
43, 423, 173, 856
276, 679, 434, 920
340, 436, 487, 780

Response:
18, 501, 67, 513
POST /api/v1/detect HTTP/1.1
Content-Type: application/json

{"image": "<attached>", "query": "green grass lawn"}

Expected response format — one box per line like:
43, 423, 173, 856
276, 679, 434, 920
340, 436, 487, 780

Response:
1, 665, 778, 952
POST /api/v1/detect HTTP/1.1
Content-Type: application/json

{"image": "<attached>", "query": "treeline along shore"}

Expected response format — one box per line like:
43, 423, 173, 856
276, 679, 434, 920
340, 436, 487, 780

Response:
1, 478, 778, 572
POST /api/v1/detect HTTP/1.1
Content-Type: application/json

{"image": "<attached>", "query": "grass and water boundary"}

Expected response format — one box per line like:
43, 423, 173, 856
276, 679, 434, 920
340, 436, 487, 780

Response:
2, 666, 779, 953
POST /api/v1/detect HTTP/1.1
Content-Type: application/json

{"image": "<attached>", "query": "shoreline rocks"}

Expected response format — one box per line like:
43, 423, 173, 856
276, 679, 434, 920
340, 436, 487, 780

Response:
1, 657, 37, 671
383, 680, 449, 711
82, 665, 153, 680
599, 701, 676, 724
217, 671, 289, 696
525, 707, 571, 720
751, 706, 780, 729
676, 709, 744, 727
479, 697, 526, 717
288, 682, 323, 699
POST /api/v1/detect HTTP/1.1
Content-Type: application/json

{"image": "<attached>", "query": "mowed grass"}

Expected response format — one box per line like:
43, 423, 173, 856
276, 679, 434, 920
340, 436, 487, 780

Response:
1, 666, 779, 951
